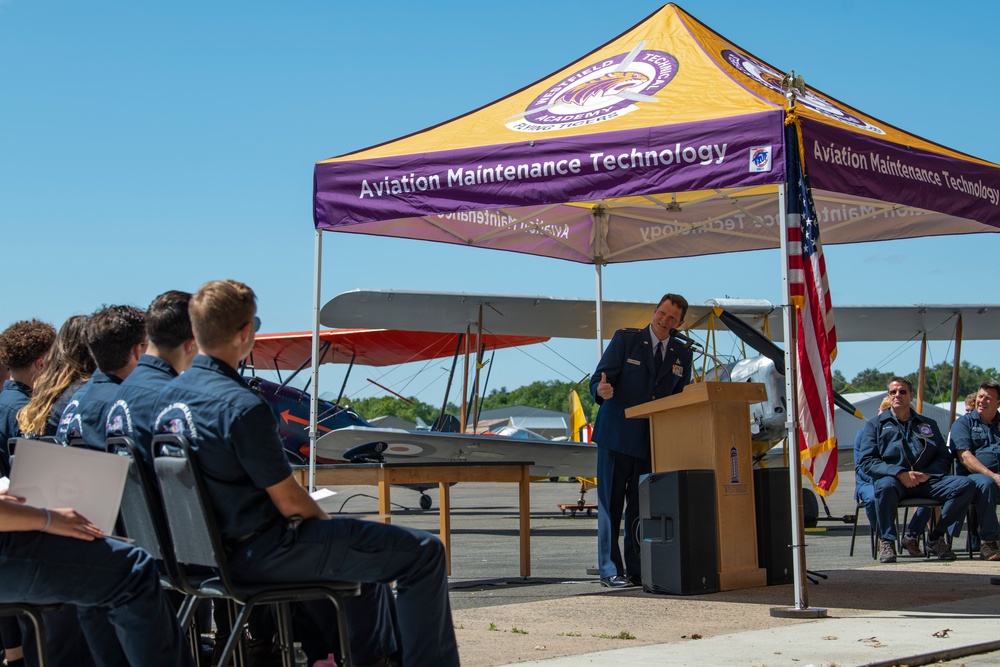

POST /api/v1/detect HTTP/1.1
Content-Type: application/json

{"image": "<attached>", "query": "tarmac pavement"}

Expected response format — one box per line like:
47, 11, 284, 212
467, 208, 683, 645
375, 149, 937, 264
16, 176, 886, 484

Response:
319, 472, 1000, 667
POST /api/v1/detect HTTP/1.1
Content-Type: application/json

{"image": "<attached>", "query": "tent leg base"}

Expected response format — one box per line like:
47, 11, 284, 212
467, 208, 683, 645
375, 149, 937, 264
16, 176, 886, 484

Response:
770, 606, 827, 619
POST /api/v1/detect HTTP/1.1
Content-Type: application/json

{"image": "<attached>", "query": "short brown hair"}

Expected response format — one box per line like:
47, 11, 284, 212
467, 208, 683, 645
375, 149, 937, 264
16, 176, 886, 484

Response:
657, 293, 689, 321
0, 319, 56, 370
189, 280, 256, 349
979, 381, 1000, 401
887, 376, 913, 393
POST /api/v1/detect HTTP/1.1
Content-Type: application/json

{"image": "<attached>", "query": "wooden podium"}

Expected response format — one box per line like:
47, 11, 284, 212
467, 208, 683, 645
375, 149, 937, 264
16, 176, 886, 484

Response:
626, 381, 768, 591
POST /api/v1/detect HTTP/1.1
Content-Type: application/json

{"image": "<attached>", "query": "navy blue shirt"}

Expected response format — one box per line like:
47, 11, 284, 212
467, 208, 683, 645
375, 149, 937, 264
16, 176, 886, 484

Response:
0, 380, 30, 441
589, 326, 692, 458
153, 355, 291, 542
950, 409, 1000, 473
106, 354, 178, 468
0, 380, 31, 473
56, 371, 123, 449
857, 409, 952, 481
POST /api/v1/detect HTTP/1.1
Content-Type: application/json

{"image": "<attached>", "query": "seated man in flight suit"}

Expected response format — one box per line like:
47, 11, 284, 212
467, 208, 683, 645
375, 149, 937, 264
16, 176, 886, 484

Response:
856, 376, 975, 563
950, 380, 1000, 561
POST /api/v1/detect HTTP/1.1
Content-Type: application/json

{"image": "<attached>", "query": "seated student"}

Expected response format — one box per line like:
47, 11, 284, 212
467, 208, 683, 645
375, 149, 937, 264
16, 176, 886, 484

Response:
56, 305, 146, 449
17, 316, 96, 439
13, 317, 102, 667
951, 380, 1000, 561
857, 376, 976, 563
153, 280, 459, 667
0, 495, 193, 667
106, 291, 197, 467
854, 396, 892, 534
0, 320, 57, 474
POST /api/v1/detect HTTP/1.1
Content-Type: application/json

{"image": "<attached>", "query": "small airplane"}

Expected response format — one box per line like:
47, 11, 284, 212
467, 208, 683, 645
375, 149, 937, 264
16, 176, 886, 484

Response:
242, 326, 551, 505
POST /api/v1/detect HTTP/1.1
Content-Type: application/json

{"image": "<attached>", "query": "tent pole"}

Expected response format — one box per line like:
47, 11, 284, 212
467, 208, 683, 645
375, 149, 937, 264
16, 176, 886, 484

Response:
950, 315, 963, 424
916, 334, 927, 413
771, 183, 823, 619
595, 263, 605, 357
308, 229, 323, 493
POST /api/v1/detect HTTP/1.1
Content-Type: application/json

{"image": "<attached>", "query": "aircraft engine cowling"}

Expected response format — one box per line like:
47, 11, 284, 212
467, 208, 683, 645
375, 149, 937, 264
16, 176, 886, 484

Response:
728, 355, 786, 442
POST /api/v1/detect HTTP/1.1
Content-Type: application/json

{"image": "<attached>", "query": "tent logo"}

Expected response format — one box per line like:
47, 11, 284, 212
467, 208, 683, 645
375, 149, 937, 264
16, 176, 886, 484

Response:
721, 50, 885, 135
749, 146, 772, 173
506, 48, 679, 133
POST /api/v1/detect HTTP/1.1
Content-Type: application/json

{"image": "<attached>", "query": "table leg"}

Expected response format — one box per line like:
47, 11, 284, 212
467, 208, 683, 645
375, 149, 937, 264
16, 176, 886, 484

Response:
439, 482, 452, 576
519, 466, 531, 577
378, 469, 392, 524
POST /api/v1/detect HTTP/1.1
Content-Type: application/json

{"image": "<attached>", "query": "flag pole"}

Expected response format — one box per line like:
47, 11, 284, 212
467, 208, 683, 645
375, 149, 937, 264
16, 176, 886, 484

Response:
771, 101, 827, 619
308, 228, 323, 493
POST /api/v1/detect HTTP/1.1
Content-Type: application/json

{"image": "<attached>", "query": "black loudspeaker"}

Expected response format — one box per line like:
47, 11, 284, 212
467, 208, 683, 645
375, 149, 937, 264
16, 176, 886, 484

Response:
753, 467, 793, 585
638, 470, 718, 595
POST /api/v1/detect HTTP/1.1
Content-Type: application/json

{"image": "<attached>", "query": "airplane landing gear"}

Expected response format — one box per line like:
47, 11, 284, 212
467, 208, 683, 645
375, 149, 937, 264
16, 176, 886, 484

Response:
419, 493, 432, 510
558, 478, 596, 517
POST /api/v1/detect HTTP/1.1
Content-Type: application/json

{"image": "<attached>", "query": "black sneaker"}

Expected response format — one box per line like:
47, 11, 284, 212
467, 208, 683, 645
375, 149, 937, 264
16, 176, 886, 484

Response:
927, 537, 957, 561
879, 538, 897, 563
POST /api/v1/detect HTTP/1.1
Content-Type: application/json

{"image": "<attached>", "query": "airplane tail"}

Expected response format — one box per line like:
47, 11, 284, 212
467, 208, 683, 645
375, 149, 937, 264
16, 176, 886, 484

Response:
568, 389, 591, 443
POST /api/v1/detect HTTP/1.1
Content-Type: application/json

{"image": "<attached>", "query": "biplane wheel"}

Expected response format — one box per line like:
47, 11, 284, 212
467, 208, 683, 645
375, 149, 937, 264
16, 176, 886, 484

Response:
561, 508, 566, 515
586, 508, 593, 517
419, 494, 432, 510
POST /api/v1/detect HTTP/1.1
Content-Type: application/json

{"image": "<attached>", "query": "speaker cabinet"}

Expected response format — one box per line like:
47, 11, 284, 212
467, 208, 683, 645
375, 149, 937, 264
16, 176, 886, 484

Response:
638, 469, 719, 595
753, 467, 793, 585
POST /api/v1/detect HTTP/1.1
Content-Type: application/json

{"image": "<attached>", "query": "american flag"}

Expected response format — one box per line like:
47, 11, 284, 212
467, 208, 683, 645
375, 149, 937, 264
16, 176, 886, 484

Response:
786, 121, 838, 495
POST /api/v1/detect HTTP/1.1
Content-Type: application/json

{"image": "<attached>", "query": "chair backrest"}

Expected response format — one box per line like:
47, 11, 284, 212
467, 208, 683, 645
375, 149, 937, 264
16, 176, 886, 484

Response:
152, 433, 234, 594
107, 436, 170, 562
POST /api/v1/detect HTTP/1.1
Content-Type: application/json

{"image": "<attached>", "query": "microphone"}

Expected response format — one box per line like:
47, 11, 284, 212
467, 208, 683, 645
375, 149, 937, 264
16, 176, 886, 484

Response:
669, 328, 702, 349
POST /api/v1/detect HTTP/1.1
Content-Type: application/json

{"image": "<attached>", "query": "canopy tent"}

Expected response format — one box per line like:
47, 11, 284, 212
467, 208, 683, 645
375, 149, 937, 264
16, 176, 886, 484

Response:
314, 5, 1000, 261
308, 3, 1000, 612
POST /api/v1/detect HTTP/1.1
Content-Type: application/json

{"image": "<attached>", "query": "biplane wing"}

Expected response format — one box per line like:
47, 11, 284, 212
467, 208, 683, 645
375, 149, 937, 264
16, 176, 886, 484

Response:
316, 426, 597, 479
250, 328, 549, 371
246, 328, 549, 462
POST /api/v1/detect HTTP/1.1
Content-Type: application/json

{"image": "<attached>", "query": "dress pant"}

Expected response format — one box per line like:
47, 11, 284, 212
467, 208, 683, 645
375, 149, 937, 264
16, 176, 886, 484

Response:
596, 446, 650, 579
873, 474, 976, 541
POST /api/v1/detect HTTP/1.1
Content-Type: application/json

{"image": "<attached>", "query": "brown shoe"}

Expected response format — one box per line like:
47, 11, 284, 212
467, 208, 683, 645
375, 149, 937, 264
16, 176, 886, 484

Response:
900, 532, 922, 557
879, 539, 897, 563
981, 541, 1000, 561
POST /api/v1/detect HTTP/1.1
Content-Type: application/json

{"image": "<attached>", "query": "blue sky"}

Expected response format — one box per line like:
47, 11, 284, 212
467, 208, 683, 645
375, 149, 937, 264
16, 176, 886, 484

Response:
2, 1, 997, 406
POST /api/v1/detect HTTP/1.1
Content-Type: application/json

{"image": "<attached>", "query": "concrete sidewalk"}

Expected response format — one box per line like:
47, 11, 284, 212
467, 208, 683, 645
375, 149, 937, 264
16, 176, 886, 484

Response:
497, 593, 1000, 666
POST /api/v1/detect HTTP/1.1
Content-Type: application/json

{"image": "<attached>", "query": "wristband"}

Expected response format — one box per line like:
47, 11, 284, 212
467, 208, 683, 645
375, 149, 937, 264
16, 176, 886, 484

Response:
41, 508, 51, 533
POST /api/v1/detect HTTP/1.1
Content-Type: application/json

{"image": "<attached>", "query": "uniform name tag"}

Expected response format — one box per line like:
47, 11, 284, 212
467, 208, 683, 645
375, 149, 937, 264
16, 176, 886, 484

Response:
627, 358, 641, 365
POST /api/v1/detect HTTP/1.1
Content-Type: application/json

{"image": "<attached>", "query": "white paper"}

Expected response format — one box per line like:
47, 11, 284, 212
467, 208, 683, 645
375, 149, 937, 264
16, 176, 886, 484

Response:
309, 488, 337, 501
8, 439, 129, 535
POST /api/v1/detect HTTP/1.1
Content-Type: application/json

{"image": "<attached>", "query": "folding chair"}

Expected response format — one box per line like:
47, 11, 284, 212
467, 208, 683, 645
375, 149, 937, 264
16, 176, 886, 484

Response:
107, 436, 205, 662
0, 603, 59, 667
152, 434, 360, 667
896, 497, 945, 558
848, 497, 877, 558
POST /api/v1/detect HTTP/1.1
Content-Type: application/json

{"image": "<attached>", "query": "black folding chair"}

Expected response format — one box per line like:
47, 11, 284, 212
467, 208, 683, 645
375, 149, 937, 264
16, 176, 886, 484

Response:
152, 434, 360, 667
0, 603, 57, 667
106, 436, 205, 661
894, 497, 945, 558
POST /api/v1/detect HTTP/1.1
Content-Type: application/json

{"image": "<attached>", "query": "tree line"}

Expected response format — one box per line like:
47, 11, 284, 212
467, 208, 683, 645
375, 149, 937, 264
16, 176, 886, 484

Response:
347, 379, 598, 429
832, 360, 998, 404
346, 360, 997, 427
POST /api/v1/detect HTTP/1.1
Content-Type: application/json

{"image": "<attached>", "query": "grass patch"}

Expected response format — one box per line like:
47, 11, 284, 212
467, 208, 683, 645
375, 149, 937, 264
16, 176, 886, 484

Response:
511, 627, 529, 635
598, 630, 636, 640
488, 623, 498, 631
557, 632, 582, 637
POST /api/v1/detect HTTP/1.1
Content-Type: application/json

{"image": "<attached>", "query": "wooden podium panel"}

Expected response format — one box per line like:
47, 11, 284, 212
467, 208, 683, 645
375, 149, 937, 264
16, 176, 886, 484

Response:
626, 382, 768, 591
